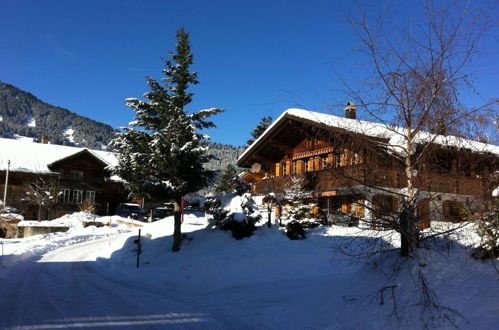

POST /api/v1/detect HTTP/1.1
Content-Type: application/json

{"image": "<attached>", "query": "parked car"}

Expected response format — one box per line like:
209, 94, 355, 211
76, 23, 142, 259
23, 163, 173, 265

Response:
149, 207, 174, 221
163, 203, 174, 213
115, 203, 147, 220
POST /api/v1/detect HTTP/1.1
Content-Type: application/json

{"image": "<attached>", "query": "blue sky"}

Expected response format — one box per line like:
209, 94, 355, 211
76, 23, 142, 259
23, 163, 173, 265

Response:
1, 0, 497, 146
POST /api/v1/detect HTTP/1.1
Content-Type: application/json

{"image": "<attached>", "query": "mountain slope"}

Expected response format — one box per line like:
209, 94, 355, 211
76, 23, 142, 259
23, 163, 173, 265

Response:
0, 82, 247, 192
0, 82, 116, 149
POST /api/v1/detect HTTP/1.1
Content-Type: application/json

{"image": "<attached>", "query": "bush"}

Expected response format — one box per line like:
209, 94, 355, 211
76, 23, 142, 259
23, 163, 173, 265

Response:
208, 192, 261, 239
220, 218, 257, 240
472, 200, 498, 260
472, 218, 499, 260
285, 220, 306, 240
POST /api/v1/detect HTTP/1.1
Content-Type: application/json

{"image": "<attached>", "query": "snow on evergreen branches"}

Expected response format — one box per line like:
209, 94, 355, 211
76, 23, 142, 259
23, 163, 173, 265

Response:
110, 28, 223, 200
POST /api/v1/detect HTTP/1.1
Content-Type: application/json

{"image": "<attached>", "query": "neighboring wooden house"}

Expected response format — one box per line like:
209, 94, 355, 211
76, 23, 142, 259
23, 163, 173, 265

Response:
0, 138, 127, 219
237, 107, 499, 227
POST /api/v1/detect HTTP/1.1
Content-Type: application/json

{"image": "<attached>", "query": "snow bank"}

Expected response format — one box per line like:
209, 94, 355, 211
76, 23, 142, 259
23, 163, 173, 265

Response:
0, 213, 24, 221
0, 212, 133, 267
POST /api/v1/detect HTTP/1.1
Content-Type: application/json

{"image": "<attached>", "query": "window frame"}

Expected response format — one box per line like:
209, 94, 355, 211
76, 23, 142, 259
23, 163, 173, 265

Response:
72, 190, 83, 204
59, 188, 71, 203
85, 190, 96, 204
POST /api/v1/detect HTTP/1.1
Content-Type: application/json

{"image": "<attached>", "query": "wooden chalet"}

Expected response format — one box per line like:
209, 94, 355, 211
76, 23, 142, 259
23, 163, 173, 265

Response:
237, 107, 499, 227
0, 138, 127, 220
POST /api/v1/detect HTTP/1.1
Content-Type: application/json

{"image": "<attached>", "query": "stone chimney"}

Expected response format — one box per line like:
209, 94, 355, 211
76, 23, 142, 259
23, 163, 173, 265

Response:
478, 136, 488, 143
344, 102, 357, 119
41, 134, 49, 144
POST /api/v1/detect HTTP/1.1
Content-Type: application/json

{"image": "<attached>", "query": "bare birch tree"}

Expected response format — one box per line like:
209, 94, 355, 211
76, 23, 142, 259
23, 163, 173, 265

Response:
339, 0, 498, 256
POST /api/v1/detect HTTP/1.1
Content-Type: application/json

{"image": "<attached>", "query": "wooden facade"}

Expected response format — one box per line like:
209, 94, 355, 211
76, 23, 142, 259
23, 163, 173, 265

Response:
0, 149, 127, 220
238, 110, 499, 226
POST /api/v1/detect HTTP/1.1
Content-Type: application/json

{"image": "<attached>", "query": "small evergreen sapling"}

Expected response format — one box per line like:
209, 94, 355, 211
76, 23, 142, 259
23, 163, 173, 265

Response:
214, 164, 238, 194
281, 176, 321, 239
282, 176, 310, 221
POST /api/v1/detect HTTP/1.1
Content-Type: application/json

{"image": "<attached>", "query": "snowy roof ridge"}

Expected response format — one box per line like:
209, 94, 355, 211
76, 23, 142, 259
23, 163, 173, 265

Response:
238, 108, 499, 163
0, 138, 118, 174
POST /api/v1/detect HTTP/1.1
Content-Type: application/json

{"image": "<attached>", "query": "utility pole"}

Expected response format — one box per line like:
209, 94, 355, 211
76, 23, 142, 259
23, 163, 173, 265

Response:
3, 160, 10, 209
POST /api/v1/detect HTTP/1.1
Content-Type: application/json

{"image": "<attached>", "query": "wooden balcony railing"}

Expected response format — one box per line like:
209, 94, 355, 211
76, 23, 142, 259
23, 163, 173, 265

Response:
252, 166, 484, 196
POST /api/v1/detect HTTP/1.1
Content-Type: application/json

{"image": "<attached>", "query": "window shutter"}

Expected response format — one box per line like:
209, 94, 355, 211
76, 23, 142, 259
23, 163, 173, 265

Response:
297, 160, 303, 173
391, 197, 398, 212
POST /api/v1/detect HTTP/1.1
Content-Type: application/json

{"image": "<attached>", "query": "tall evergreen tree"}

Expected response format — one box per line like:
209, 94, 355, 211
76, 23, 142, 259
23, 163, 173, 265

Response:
111, 28, 222, 252
214, 164, 237, 194
247, 116, 273, 145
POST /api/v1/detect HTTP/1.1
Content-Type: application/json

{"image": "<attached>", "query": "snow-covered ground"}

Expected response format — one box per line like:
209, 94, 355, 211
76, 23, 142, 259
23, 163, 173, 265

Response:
0, 212, 497, 329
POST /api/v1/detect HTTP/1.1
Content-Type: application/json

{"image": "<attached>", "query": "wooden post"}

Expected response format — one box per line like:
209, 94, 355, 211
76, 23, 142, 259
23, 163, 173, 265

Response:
267, 201, 271, 228
2, 160, 9, 209
136, 229, 141, 268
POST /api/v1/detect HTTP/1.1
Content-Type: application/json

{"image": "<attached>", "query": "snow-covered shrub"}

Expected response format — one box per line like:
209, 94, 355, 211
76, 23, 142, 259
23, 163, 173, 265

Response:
285, 219, 321, 240
472, 199, 499, 260
285, 220, 306, 240
209, 189, 261, 239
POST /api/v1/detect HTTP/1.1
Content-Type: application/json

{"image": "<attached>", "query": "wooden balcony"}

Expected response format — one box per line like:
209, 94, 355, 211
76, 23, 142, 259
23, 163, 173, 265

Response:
252, 166, 484, 196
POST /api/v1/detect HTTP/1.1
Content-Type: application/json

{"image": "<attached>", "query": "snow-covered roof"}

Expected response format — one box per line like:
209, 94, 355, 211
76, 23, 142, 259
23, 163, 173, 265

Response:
0, 138, 119, 176
238, 108, 499, 163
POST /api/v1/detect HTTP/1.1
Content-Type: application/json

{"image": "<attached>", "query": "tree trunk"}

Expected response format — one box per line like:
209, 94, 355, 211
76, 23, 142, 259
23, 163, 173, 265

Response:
400, 130, 420, 256
400, 206, 419, 256
171, 195, 183, 252
37, 205, 42, 222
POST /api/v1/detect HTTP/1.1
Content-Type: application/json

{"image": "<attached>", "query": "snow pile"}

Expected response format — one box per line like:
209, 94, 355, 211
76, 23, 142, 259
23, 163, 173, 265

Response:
1, 212, 133, 267
18, 211, 100, 229
0, 213, 24, 221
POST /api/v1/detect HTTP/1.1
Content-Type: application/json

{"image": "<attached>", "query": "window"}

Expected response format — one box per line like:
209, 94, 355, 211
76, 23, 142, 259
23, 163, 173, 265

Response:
350, 153, 359, 166
70, 170, 84, 178
305, 159, 309, 172
85, 191, 95, 204
73, 190, 83, 204
321, 157, 327, 169
59, 189, 71, 202
281, 163, 287, 176
334, 153, 342, 167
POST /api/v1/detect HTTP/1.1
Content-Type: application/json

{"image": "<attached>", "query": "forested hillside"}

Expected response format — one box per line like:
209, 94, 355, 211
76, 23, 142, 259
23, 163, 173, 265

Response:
0, 82, 247, 193
198, 142, 246, 195
0, 82, 116, 149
